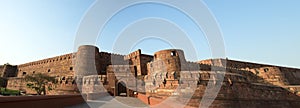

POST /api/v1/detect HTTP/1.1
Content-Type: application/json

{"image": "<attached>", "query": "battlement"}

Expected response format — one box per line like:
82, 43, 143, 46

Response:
18, 53, 75, 68
200, 58, 300, 70
99, 51, 126, 57
124, 49, 141, 60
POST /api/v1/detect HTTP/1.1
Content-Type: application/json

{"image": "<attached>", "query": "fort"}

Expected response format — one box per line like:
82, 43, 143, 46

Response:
1, 45, 300, 107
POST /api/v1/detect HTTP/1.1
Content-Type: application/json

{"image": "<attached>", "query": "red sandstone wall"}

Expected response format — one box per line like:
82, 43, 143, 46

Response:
140, 54, 153, 75
17, 53, 75, 77
124, 49, 153, 76
199, 59, 300, 86
98, 52, 127, 75
125, 50, 143, 76
6, 53, 77, 95
106, 65, 140, 96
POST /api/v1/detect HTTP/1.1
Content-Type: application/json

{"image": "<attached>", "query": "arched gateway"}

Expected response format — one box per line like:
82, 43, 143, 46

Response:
117, 81, 127, 96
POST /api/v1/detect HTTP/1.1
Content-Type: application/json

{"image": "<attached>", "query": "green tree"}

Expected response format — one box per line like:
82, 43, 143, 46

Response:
24, 73, 57, 95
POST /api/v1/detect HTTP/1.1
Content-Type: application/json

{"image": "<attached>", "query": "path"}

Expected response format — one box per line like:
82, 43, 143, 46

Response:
68, 96, 149, 108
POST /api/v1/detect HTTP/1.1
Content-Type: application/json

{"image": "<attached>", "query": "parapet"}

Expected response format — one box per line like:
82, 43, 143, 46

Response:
78, 45, 100, 54
17, 53, 75, 68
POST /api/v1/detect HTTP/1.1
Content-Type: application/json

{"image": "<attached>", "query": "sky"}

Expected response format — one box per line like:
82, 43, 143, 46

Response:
0, 0, 299, 68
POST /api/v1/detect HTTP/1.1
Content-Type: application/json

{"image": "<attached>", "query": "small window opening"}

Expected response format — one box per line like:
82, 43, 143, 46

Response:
62, 77, 66, 80
264, 68, 269, 72
171, 51, 176, 56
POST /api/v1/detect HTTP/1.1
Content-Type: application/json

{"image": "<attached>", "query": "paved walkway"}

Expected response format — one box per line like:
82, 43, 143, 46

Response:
68, 96, 149, 108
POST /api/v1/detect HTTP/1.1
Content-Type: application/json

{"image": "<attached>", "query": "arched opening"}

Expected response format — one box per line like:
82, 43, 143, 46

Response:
117, 81, 127, 96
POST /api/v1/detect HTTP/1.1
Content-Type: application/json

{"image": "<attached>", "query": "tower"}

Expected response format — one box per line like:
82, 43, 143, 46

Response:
74, 45, 100, 76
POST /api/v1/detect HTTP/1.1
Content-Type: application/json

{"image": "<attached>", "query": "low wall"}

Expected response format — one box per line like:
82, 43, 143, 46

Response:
137, 93, 173, 108
138, 93, 300, 108
0, 95, 85, 108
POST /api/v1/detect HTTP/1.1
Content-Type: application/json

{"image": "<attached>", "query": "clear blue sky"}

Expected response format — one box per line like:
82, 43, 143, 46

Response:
0, 0, 299, 68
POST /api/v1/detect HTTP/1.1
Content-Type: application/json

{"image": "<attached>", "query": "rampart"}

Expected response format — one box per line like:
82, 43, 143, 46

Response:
1, 45, 300, 108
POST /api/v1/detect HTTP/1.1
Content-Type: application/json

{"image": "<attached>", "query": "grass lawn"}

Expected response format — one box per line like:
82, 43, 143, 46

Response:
0, 87, 20, 96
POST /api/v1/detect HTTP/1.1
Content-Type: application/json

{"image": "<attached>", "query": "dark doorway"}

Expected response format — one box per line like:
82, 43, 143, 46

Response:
134, 66, 138, 77
117, 81, 127, 96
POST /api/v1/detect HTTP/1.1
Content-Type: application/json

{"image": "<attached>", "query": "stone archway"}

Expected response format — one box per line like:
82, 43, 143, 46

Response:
117, 81, 127, 96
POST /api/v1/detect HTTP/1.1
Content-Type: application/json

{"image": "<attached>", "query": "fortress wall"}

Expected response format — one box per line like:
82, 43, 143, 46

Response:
6, 77, 36, 94
145, 63, 299, 99
199, 59, 272, 69
106, 65, 136, 88
199, 59, 300, 86
124, 49, 153, 76
140, 54, 153, 75
6, 53, 76, 95
17, 53, 75, 78
280, 67, 300, 85
81, 75, 108, 94
144, 70, 249, 96
181, 61, 200, 71
8, 78, 77, 95
227, 60, 300, 85
98, 52, 127, 75
251, 67, 287, 86
181, 82, 300, 108
106, 65, 138, 96
124, 50, 143, 76
145, 68, 300, 108
97, 52, 112, 74
110, 53, 127, 65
